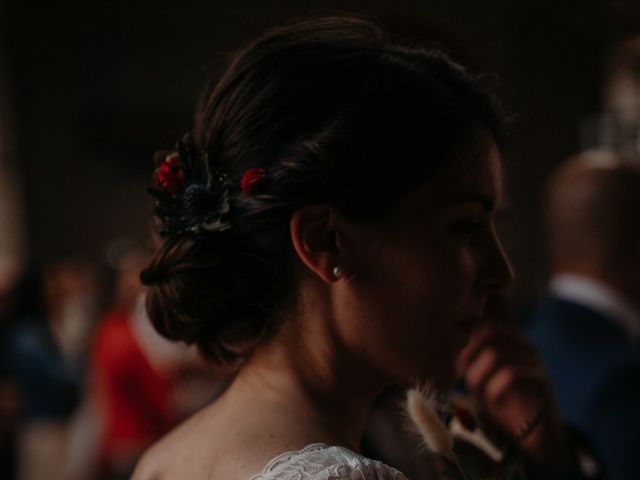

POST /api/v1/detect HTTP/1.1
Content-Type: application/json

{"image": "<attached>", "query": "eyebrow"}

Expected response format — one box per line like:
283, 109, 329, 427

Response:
445, 193, 496, 212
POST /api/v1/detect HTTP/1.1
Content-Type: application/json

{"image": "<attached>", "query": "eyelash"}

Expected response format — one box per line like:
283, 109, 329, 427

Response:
450, 220, 486, 242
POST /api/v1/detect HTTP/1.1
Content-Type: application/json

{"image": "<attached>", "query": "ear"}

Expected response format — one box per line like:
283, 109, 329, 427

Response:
290, 205, 343, 283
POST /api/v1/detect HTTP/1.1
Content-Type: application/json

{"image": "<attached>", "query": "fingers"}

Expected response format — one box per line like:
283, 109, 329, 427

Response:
463, 351, 547, 409
455, 325, 570, 463
458, 325, 538, 373
458, 325, 550, 411
482, 364, 547, 408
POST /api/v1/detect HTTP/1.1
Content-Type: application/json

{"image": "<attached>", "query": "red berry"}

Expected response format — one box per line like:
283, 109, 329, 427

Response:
155, 154, 185, 195
241, 168, 266, 194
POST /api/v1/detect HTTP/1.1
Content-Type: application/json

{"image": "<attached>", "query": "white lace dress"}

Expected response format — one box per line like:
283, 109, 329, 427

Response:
249, 443, 410, 480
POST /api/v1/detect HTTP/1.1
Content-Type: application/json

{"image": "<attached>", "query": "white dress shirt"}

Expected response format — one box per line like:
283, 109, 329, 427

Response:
550, 273, 640, 344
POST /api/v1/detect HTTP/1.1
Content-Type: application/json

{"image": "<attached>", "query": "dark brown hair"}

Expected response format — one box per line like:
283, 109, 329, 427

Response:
141, 16, 505, 365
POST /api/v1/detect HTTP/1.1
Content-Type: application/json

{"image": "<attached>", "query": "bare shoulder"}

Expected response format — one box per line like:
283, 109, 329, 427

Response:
131, 446, 162, 480
132, 403, 219, 480
130, 382, 335, 480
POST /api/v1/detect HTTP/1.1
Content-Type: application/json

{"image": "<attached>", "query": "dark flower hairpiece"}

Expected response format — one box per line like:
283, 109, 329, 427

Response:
147, 134, 270, 236
147, 133, 233, 236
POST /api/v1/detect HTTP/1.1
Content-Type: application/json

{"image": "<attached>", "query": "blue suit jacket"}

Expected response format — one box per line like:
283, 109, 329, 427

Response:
527, 296, 640, 480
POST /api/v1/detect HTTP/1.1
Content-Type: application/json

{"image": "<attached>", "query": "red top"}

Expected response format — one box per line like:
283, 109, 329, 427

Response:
92, 310, 175, 467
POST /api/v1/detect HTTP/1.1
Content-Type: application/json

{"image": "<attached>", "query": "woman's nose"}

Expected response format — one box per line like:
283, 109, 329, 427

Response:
478, 231, 515, 292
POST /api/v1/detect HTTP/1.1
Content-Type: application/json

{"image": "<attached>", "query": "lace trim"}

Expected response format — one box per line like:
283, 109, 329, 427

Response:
252, 443, 331, 477
249, 443, 407, 480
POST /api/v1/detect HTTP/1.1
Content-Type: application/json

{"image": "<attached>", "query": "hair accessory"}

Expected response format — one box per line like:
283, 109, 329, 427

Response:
154, 153, 185, 195
241, 167, 267, 194
331, 265, 343, 278
147, 133, 233, 236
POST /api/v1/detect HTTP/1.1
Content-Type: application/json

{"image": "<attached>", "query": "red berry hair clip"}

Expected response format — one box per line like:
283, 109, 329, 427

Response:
154, 152, 186, 195
148, 134, 233, 236
240, 167, 267, 194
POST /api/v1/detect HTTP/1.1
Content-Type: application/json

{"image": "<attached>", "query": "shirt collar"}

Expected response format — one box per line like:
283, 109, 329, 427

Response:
550, 273, 640, 343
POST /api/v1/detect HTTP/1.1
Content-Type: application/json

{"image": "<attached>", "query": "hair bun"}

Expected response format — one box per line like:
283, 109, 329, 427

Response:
141, 232, 288, 364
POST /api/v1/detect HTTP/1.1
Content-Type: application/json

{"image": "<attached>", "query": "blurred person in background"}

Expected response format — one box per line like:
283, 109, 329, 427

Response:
527, 151, 640, 480
89, 247, 222, 480
0, 258, 20, 480
0, 256, 97, 480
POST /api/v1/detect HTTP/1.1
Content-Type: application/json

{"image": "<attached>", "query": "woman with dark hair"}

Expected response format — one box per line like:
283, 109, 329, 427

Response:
134, 16, 522, 479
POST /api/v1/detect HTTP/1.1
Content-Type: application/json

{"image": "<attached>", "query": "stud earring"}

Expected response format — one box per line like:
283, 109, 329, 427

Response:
332, 265, 343, 279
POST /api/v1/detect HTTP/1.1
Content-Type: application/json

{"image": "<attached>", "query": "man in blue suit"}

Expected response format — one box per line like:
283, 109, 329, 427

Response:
528, 151, 640, 480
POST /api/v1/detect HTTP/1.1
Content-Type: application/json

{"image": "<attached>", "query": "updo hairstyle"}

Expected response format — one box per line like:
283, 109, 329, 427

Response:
141, 16, 504, 366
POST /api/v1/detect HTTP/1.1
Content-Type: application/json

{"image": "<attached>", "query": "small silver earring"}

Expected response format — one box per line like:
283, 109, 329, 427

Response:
332, 265, 343, 279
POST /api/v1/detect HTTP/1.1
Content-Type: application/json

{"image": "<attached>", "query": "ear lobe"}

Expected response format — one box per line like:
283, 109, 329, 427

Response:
290, 205, 341, 283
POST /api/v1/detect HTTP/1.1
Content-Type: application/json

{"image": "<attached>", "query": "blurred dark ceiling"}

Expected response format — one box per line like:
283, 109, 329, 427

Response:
1, 0, 639, 307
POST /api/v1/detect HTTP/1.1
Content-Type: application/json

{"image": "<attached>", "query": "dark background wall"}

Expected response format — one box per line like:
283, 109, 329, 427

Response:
2, 0, 639, 311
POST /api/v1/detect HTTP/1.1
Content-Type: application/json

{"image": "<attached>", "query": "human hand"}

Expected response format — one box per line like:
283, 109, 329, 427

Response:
457, 325, 570, 466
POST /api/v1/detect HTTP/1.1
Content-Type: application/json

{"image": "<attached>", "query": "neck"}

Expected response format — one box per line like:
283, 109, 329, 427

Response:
229, 316, 386, 452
